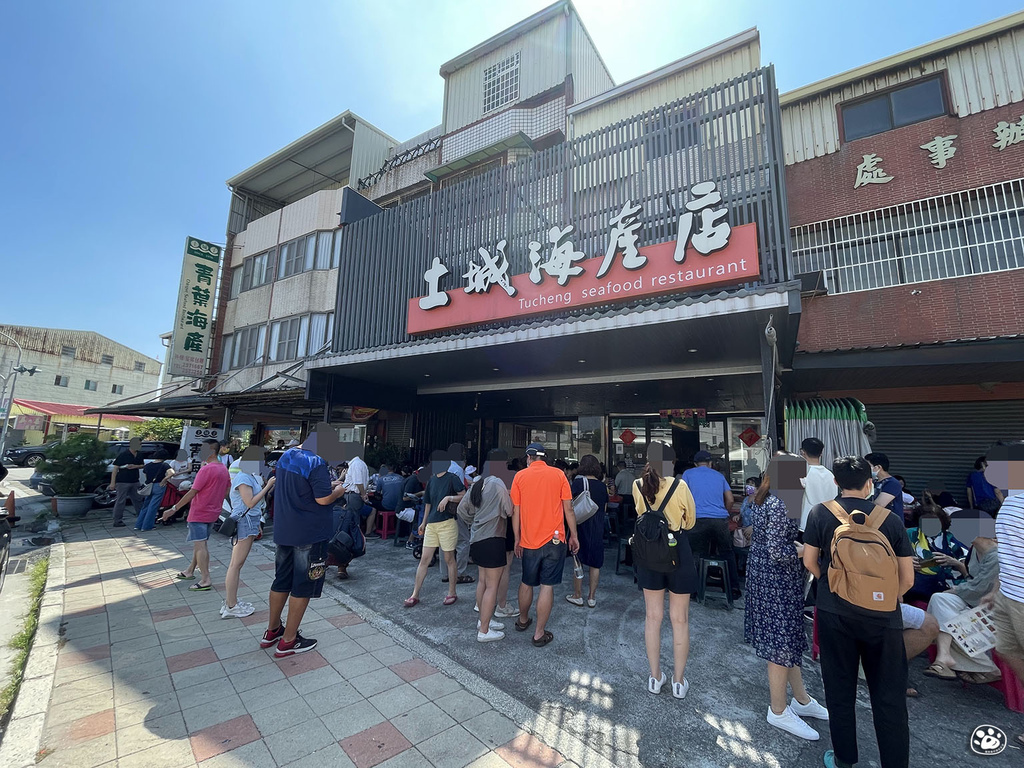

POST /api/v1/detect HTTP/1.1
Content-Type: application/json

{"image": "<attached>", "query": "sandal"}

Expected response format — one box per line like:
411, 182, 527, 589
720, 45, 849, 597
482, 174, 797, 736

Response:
565, 595, 584, 606
958, 670, 1002, 685
403, 597, 419, 608
175, 572, 195, 580
443, 594, 458, 606
923, 662, 956, 681
532, 630, 554, 647
514, 617, 533, 632
456, 575, 475, 584
586, 598, 597, 608
188, 583, 212, 592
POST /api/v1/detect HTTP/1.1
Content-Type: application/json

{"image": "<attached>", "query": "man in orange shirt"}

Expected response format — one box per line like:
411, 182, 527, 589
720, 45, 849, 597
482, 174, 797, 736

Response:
511, 443, 579, 647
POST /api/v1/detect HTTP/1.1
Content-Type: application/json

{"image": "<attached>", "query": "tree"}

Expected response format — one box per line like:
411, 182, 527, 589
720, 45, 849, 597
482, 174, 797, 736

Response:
36, 434, 109, 496
131, 417, 188, 443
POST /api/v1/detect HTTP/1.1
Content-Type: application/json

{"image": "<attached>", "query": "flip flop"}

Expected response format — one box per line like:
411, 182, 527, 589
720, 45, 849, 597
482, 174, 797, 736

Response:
514, 617, 533, 632
403, 597, 419, 608
532, 630, 554, 647
923, 662, 956, 681
958, 670, 1002, 685
443, 594, 458, 606
188, 583, 212, 592
175, 572, 195, 580
456, 575, 475, 584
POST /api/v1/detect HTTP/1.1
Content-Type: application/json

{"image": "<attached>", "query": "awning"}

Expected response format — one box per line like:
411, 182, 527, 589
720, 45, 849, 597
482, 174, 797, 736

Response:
425, 132, 533, 183
14, 399, 146, 422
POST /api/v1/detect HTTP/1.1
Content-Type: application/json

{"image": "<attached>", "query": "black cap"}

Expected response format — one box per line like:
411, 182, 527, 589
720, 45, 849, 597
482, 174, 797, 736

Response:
526, 442, 546, 457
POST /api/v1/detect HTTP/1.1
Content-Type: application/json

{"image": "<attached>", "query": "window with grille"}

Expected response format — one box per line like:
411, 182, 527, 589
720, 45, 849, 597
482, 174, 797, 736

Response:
54, 375, 69, 387
269, 316, 309, 362
111, 384, 124, 395
84, 379, 98, 391
841, 76, 947, 142
134, 361, 146, 372
483, 52, 520, 114
100, 353, 114, 365
60, 346, 75, 359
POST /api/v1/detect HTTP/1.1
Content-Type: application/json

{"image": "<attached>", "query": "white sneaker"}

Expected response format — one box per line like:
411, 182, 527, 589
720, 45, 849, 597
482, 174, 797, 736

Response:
648, 672, 666, 694
790, 696, 829, 721
494, 604, 518, 618
766, 705, 820, 741
474, 604, 479, 612
565, 595, 584, 606
477, 629, 505, 643
477, 619, 504, 631
221, 603, 256, 619
671, 678, 689, 699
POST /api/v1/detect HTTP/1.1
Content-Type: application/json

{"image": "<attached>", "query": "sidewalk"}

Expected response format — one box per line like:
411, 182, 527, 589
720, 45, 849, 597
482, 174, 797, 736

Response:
0, 513, 594, 768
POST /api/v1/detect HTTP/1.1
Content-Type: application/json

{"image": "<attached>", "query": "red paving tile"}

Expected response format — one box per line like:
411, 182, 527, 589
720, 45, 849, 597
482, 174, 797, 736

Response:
256, 562, 276, 571
56, 644, 111, 670
389, 659, 437, 683
189, 714, 261, 762
275, 650, 329, 677
328, 613, 365, 629
240, 609, 270, 627
151, 606, 193, 622
66, 708, 116, 745
340, 721, 412, 768
166, 647, 220, 674
495, 733, 565, 768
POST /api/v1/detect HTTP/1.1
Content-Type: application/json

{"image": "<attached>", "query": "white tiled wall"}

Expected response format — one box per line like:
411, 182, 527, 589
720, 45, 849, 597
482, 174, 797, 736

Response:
442, 96, 565, 164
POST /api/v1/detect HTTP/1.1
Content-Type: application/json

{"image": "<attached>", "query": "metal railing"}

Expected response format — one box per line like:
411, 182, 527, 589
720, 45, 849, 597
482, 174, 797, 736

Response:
792, 178, 1024, 294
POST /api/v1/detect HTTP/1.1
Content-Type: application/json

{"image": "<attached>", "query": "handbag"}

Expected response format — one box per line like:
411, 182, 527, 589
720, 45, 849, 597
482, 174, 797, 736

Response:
573, 476, 599, 525
137, 482, 154, 498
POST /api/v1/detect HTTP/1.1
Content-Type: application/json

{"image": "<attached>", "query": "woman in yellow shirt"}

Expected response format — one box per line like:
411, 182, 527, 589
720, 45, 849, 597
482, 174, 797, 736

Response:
632, 442, 697, 700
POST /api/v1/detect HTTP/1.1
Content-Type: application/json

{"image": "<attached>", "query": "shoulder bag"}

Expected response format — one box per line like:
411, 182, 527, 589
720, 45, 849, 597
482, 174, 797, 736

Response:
573, 476, 599, 525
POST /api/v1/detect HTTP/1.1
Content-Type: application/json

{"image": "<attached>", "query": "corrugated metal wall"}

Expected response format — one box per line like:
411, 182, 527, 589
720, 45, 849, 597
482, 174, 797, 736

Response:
569, 12, 614, 105
781, 26, 1024, 165
867, 401, 1024, 502
569, 40, 761, 137
443, 15, 567, 133
350, 122, 396, 187
334, 67, 791, 355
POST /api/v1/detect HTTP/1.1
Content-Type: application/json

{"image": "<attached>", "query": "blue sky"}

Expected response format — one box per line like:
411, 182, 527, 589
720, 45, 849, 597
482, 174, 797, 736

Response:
1, 0, 1019, 363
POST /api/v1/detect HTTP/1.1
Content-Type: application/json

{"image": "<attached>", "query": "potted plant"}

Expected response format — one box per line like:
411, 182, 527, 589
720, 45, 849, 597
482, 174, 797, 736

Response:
36, 434, 109, 517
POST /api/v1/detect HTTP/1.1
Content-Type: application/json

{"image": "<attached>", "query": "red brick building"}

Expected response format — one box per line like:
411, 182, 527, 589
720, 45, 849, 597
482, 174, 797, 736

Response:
781, 11, 1024, 495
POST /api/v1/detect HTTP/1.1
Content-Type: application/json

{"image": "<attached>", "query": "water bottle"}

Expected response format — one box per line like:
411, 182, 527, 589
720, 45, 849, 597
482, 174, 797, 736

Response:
552, 529, 561, 546
668, 533, 677, 548
573, 556, 585, 580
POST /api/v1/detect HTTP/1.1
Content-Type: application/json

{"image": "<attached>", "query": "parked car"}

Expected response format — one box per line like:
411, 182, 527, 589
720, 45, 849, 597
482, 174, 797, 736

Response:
37, 440, 181, 509
3, 441, 60, 467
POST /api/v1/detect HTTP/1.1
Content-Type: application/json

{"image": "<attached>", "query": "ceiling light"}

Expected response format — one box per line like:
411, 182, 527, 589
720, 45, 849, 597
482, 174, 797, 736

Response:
688, 348, 698, 353
577, 359, 586, 363
492, 367, 500, 371
424, 374, 430, 377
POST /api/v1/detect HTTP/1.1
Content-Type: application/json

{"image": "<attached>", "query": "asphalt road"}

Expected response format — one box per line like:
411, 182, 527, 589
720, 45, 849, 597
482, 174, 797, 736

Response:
314, 531, 1024, 768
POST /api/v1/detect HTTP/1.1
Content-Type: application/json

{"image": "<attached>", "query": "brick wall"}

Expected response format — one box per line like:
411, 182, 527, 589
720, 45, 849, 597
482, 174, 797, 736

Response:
796, 268, 1024, 353
786, 101, 1024, 226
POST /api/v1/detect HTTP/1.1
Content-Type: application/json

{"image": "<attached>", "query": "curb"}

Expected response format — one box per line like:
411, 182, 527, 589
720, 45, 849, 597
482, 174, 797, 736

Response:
0, 542, 65, 768
256, 540, 621, 768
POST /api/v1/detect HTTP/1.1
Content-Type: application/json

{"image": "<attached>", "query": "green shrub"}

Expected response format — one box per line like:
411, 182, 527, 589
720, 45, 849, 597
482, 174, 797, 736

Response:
36, 434, 109, 496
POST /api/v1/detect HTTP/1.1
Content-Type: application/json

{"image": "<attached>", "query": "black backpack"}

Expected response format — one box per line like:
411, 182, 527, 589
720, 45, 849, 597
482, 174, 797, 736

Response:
630, 478, 680, 573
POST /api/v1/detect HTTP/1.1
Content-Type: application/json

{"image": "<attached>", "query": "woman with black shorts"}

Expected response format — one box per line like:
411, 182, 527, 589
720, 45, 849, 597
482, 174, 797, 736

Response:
632, 442, 698, 699
457, 467, 513, 643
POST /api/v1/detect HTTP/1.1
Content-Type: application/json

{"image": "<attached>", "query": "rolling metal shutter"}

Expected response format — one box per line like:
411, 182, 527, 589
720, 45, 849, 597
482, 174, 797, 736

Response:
867, 401, 1024, 504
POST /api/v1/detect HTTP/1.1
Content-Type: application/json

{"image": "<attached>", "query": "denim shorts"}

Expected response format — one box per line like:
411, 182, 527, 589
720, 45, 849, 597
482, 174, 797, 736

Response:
185, 522, 213, 542
235, 514, 262, 540
520, 540, 567, 587
272, 541, 328, 599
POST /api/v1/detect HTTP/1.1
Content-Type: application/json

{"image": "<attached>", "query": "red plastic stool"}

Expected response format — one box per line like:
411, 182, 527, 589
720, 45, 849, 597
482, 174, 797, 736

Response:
378, 509, 396, 540
991, 651, 1024, 713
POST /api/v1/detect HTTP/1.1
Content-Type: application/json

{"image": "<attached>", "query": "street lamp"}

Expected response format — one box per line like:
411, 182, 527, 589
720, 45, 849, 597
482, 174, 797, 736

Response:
0, 328, 38, 458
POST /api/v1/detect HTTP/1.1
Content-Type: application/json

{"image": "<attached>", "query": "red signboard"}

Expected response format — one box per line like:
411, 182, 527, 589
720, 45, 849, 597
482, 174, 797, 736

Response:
619, 429, 637, 446
739, 426, 761, 447
407, 223, 759, 335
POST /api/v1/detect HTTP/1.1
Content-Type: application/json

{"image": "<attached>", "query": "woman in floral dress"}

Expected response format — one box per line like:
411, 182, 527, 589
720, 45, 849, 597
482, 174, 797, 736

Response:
744, 468, 829, 741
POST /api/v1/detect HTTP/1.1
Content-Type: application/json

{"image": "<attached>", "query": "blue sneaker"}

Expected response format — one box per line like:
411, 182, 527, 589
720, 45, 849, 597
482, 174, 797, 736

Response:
823, 752, 836, 768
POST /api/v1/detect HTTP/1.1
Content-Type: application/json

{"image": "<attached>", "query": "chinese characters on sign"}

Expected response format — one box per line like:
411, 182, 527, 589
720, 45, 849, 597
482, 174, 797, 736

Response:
854, 153, 894, 188
408, 181, 761, 335
993, 114, 1024, 151
920, 135, 957, 168
168, 237, 221, 378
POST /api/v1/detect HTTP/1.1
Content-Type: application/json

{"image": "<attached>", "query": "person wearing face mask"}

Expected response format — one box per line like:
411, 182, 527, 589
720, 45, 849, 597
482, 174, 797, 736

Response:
732, 477, 758, 574
865, 452, 904, 525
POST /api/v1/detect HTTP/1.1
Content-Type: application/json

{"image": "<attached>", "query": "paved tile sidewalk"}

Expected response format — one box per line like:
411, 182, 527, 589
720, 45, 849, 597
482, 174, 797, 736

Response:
8, 516, 579, 768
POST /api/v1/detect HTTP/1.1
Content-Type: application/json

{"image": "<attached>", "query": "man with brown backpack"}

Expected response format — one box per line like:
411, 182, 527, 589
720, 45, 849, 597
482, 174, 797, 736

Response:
802, 455, 915, 768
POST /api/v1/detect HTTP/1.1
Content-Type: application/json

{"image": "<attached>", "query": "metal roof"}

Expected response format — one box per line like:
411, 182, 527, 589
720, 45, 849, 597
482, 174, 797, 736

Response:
568, 27, 759, 116
795, 334, 1023, 356
781, 9, 1024, 105
225, 111, 397, 204
15, 399, 146, 422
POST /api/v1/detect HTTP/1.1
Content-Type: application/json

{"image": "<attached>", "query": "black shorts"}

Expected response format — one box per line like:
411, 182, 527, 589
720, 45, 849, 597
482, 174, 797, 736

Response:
505, 522, 515, 552
521, 541, 567, 587
635, 535, 698, 595
470, 537, 506, 569
272, 541, 328, 599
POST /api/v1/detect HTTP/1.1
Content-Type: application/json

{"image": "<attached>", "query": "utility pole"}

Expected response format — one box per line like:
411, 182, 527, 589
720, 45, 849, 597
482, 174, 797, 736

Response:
0, 329, 38, 458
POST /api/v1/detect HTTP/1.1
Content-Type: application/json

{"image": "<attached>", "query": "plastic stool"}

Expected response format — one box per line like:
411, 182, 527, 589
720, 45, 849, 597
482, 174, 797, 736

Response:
377, 510, 396, 541
991, 651, 1024, 713
697, 557, 733, 609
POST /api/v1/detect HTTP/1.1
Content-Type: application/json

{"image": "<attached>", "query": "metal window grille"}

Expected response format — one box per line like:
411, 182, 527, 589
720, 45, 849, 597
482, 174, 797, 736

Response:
792, 178, 1024, 294
483, 52, 520, 114
60, 346, 76, 359
134, 361, 146, 372
100, 354, 114, 365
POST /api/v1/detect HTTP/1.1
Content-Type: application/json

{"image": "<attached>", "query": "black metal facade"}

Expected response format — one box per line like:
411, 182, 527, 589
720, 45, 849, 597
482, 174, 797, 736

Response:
333, 66, 791, 355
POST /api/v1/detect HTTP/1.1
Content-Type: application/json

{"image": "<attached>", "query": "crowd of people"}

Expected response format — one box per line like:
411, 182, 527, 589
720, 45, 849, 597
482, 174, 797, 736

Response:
108, 432, 1024, 768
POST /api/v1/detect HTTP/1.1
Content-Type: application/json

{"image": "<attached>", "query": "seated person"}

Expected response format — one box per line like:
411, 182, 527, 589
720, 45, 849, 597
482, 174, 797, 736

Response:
967, 456, 1003, 514
732, 476, 758, 574
924, 533, 1000, 682
906, 495, 968, 601
901, 602, 940, 698
328, 505, 366, 580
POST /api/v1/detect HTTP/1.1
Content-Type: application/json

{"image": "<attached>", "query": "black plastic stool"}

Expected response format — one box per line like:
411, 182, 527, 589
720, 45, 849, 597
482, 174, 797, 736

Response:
697, 557, 734, 609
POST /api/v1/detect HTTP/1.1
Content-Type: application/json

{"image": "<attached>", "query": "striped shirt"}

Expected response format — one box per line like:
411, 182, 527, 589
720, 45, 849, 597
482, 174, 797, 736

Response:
996, 492, 1024, 602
